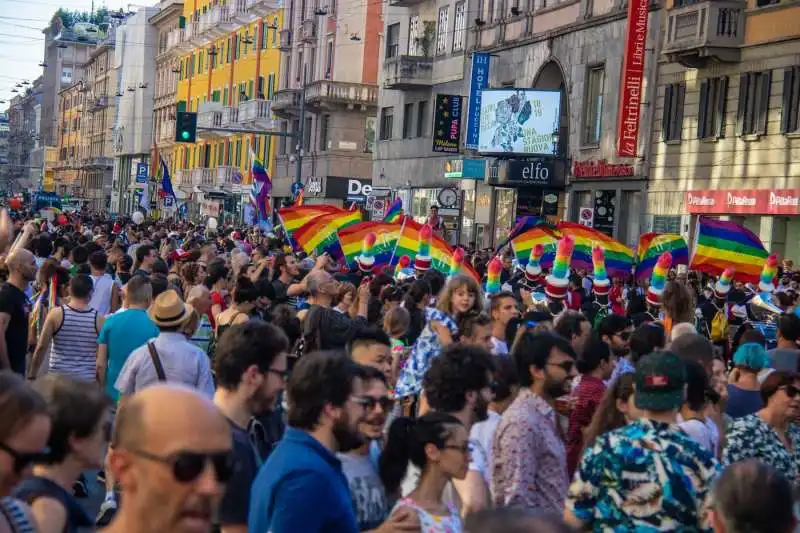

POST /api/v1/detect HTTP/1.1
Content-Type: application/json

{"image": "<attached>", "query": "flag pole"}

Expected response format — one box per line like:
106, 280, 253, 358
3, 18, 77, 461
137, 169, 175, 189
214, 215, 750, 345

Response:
388, 214, 408, 266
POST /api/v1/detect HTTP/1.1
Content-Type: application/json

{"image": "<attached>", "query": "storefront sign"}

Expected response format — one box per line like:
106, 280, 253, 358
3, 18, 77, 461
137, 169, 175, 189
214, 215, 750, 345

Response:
136, 163, 148, 183
306, 176, 323, 196
685, 189, 800, 215
487, 159, 564, 188
327, 176, 373, 202
572, 159, 635, 178
444, 159, 485, 180
616, 0, 649, 158
478, 90, 561, 155
432, 94, 462, 154
466, 53, 490, 149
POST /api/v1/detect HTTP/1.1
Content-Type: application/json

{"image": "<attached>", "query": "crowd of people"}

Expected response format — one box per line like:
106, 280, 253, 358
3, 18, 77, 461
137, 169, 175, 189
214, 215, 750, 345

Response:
1, 208, 800, 533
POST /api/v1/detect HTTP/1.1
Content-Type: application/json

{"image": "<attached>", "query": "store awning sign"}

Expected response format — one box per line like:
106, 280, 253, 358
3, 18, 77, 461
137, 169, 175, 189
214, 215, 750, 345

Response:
432, 94, 463, 154
444, 159, 485, 179
466, 53, 490, 150
686, 189, 800, 215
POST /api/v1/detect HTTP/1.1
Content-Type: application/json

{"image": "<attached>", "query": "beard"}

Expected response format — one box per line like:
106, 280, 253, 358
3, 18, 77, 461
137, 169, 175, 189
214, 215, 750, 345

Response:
611, 345, 630, 358
544, 374, 570, 399
333, 415, 364, 453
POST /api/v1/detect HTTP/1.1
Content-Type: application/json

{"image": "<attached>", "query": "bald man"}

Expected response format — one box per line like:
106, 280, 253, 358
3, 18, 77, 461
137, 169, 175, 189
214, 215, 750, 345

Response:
105, 385, 233, 533
0, 248, 37, 374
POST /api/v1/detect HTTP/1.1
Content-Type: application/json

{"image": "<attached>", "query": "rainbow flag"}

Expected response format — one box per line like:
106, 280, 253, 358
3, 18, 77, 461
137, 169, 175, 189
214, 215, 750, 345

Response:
511, 226, 559, 266
557, 222, 634, 278
636, 233, 689, 280
497, 216, 547, 253
277, 205, 345, 236
383, 197, 403, 223
339, 221, 402, 269
690, 216, 768, 283
295, 188, 305, 206
393, 219, 479, 281
292, 209, 362, 258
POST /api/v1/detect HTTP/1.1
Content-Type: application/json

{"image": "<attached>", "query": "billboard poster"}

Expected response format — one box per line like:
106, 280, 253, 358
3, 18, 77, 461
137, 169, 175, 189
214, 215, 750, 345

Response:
432, 94, 463, 154
616, 0, 650, 157
478, 89, 561, 155
466, 53, 490, 149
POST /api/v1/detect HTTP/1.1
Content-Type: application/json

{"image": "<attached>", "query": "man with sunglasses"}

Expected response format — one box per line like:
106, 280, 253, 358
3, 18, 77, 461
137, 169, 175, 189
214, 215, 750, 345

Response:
212, 321, 289, 533
339, 366, 394, 531
597, 314, 633, 362
105, 385, 233, 533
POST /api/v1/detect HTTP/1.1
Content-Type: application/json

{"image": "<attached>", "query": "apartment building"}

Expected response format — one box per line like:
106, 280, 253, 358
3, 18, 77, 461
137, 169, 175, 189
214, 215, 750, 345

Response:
151, 0, 186, 214
649, 0, 800, 263
375, 0, 662, 247
175, 0, 283, 221
53, 82, 84, 197
269, 0, 381, 207
5, 79, 43, 191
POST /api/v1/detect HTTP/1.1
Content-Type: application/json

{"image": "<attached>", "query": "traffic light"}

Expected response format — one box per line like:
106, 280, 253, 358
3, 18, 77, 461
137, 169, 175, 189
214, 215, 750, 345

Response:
175, 111, 198, 143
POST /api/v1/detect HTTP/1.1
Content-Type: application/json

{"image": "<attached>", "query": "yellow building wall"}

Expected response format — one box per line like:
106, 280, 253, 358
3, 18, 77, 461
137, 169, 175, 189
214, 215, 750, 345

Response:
744, 3, 800, 45
176, 1, 283, 185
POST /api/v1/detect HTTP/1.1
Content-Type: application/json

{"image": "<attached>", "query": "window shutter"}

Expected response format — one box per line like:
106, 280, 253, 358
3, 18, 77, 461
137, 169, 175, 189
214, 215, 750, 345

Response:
661, 84, 673, 141
781, 67, 794, 134
736, 73, 748, 136
697, 80, 709, 139
714, 77, 728, 138
756, 70, 772, 135
675, 83, 685, 141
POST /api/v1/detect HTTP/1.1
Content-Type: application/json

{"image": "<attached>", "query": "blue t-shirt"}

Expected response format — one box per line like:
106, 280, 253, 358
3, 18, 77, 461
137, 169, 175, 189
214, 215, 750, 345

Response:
97, 309, 160, 402
248, 428, 358, 533
725, 384, 764, 419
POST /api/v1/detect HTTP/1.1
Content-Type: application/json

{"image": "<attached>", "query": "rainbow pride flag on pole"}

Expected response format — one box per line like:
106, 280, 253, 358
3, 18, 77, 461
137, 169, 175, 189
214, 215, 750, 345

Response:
511, 226, 558, 266
383, 197, 403, 223
277, 205, 345, 237
690, 216, 769, 283
339, 221, 402, 269
556, 222, 634, 278
393, 219, 479, 281
636, 233, 689, 280
291, 209, 362, 259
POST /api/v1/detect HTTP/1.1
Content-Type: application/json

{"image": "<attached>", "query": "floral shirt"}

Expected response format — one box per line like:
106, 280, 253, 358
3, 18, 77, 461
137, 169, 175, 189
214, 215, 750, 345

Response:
491, 388, 568, 514
567, 419, 720, 532
394, 308, 457, 399
722, 414, 800, 485
391, 498, 462, 533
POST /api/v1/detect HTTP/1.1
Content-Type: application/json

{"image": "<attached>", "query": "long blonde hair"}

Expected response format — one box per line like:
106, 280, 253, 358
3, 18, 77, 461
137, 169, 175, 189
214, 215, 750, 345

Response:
436, 274, 483, 317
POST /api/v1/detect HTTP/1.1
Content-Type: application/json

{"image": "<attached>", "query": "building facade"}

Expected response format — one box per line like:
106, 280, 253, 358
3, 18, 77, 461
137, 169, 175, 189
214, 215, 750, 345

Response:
175, 0, 284, 222
5, 80, 43, 192
269, 0, 381, 208
53, 82, 85, 198
374, 0, 661, 248
648, 0, 800, 264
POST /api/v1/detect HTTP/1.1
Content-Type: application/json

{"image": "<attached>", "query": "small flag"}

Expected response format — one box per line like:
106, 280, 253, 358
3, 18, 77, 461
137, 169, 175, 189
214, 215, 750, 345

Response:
383, 197, 403, 223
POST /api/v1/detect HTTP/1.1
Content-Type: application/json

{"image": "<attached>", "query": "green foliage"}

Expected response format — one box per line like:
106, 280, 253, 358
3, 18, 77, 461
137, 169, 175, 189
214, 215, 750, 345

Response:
51, 7, 112, 29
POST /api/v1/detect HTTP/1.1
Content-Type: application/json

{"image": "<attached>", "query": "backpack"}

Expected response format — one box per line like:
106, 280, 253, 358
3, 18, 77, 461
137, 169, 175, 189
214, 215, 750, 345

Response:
291, 305, 324, 368
710, 303, 729, 343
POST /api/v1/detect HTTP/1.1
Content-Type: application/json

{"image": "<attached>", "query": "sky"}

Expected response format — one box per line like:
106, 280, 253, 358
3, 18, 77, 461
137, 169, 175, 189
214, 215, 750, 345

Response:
0, 0, 130, 107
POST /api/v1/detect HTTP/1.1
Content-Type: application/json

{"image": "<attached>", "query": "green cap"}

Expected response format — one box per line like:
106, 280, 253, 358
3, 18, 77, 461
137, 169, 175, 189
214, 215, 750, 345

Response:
634, 351, 686, 411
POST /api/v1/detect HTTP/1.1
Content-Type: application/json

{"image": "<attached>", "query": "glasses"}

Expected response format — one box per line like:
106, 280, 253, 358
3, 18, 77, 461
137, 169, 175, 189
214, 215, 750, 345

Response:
359, 396, 395, 412
614, 331, 632, 341
782, 385, 800, 398
0, 442, 50, 474
127, 449, 234, 483
265, 368, 289, 381
442, 442, 472, 454
547, 361, 575, 373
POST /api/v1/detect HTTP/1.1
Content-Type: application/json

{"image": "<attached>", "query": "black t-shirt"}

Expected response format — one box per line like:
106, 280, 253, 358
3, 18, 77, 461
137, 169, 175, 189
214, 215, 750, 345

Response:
270, 278, 298, 308
217, 421, 259, 527
0, 283, 30, 375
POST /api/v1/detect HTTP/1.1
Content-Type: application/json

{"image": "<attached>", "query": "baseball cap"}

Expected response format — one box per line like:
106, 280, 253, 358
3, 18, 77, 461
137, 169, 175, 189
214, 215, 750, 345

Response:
634, 351, 686, 411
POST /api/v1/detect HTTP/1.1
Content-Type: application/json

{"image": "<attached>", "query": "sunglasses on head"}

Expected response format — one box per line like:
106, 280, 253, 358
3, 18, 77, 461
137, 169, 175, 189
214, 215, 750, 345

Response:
0, 442, 50, 474
128, 449, 234, 483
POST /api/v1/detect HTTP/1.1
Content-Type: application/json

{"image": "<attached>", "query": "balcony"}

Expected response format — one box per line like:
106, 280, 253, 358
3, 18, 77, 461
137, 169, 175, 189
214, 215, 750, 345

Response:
166, 28, 184, 52
229, 0, 253, 24
90, 96, 110, 111
279, 29, 292, 50
86, 156, 113, 169
158, 121, 176, 143
181, 20, 197, 47
383, 55, 433, 89
246, 0, 284, 16
198, 110, 223, 138
304, 80, 378, 112
216, 166, 244, 187
239, 99, 277, 130
664, 0, 745, 67
300, 19, 316, 42
272, 89, 302, 117
175, 169, 192, 187
389, 0, 425, 7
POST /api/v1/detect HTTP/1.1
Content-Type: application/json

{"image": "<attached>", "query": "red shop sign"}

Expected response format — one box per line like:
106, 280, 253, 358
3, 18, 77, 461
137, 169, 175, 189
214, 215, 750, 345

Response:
616, 0, 649, 157
685, 189, 800, 215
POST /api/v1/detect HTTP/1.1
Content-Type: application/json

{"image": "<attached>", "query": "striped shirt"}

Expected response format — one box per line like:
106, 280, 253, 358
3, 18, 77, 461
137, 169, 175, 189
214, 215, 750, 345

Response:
49, 305, 100, 382
190, 314, 213, 354
0, 497, 36, 533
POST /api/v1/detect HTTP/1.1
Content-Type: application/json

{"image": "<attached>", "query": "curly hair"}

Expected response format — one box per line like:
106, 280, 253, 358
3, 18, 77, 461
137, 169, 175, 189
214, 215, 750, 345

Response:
423, 344, 495, 413
581, 373, 635, 452
181, 262, 203, 286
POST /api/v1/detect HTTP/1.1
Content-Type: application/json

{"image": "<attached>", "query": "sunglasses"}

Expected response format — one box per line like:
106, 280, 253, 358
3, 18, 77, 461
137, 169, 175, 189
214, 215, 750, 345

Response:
128, 449, 234, 483
0, 442, 50, 474
359, 396, 395, 412
547, 361, 575, 373
782, 385, 800, 398
614, 331, 632, 341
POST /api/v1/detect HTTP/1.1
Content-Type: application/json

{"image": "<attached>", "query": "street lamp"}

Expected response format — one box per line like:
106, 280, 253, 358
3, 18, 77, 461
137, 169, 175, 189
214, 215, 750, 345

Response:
551, 128, 559, 156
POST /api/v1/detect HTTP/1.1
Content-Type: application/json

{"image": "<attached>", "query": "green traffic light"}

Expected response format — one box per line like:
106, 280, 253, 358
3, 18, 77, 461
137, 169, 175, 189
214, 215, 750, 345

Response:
181, 131, 190, 140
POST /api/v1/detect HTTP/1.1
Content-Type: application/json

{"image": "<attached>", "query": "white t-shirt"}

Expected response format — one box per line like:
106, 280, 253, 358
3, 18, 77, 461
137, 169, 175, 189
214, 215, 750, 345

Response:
676, 415, 719, 456
490, 337, 508, 356
469, 411, 501, 485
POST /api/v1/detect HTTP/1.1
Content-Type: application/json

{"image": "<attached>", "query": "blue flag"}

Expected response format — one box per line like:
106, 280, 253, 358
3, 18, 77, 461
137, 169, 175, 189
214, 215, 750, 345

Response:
160, 159, 177, 201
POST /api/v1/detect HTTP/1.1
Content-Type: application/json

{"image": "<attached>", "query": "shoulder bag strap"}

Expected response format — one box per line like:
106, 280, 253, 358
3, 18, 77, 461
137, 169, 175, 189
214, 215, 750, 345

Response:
147, 342, 168, 382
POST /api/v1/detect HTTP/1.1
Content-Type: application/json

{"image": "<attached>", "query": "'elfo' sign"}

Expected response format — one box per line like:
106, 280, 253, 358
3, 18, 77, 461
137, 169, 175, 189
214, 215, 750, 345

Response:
617, 0, 649, 157
433, 94, 462, 154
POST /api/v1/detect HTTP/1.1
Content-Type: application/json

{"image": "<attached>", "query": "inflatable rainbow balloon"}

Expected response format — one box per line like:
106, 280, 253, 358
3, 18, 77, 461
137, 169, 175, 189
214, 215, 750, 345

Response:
414, 224, 433, 271
650, 252, 672, 291
356, 232, 376, 272
449, 247, 465, 278
758, 254, 779, 293
486, 256, 503, 295
394, 255, 412, 280
592, 245, 608, 283
551, 235, 574, 280
529, 243, 544, 267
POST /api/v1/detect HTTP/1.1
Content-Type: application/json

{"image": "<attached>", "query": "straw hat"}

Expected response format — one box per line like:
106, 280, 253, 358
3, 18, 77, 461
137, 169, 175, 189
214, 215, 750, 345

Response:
148, 289, 195, 328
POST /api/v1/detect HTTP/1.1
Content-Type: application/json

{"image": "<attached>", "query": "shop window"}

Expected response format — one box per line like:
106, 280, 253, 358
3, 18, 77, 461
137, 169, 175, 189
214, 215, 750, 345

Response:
386, 23, 400, 59
582, 65, 605, 145
436, 6, 449, 55
781, 66, 800, 134
698, 76, 728, 139
652, 215, 681, 234
416, 101, 428, 137
737, 70, 772, 136
661, 82, 685, 142
379, 107, 394, 140
402, 103, 414, 138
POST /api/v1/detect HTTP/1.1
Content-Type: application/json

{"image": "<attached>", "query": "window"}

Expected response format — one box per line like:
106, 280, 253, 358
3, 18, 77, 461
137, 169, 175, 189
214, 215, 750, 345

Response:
226, 38, 232, 62
235, 139, 242, 166
582, 66, 604, 145
661, 82, 686, 142
436, 6, 449, 55
199, 51, 204, 73
737, 70, 772, 136
325, 41, 333, 78
408, 16, 420, 56
781, 66, 800, 134
260, 21, 268, 49
403, 102, 414, 138
417, 100, 428, 137
303, 117, 312, 152
386, 23, 400, 59
279, 121, 288, 154
319, 115, 329, 151
697, 76, 728, 139
223, 87, 229, 105
273, 18, 279, 44
379, 107, 394, 140
268, 73, 275, 99
453, 2, 466, 52
291, 120, 299, 152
